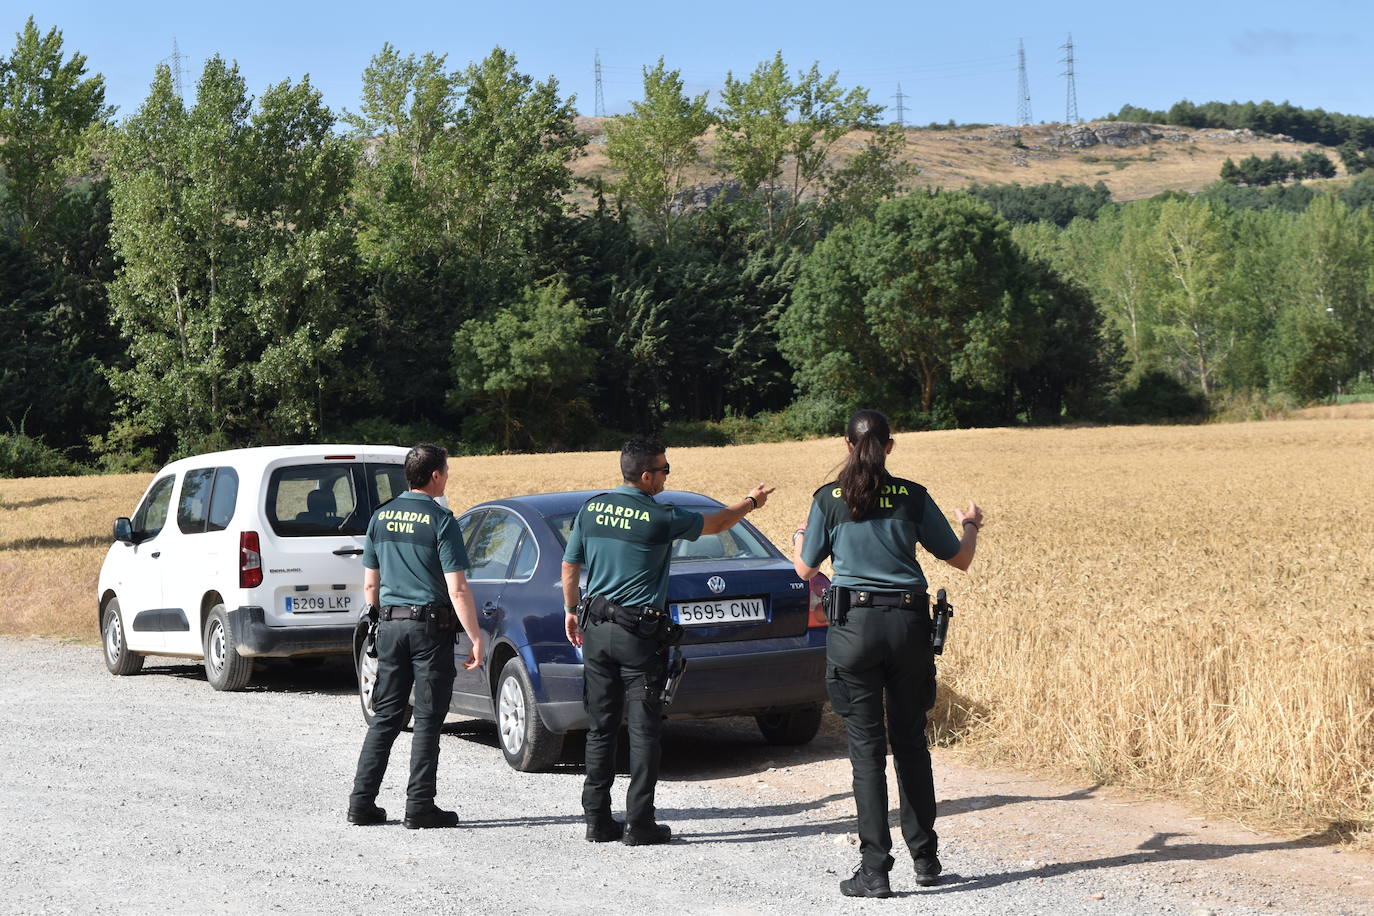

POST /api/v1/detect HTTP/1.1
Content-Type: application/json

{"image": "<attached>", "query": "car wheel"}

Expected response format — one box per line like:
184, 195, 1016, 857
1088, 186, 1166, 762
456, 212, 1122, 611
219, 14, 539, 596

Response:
496, 657, 562, 772
101, 598, 144, 676
203, 605, 254, 691
756, 704, 824, 745
355, 628, 413, 730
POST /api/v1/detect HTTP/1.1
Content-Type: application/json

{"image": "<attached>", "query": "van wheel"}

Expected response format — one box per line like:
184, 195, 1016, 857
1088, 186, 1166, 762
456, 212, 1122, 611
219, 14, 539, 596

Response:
356, 629, 412, 729
756, 704, 823, 745
101, 598, 144, 676
204, 605, 254, 691
496, 657, 562, 772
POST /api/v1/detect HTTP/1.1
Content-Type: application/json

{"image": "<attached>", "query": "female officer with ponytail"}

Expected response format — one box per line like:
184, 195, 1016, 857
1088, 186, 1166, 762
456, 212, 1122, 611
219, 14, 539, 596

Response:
792, 409, 982, 899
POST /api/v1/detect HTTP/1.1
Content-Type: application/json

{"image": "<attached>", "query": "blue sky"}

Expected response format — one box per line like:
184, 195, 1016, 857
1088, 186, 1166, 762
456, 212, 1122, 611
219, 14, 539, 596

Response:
13, 1, 1373, 127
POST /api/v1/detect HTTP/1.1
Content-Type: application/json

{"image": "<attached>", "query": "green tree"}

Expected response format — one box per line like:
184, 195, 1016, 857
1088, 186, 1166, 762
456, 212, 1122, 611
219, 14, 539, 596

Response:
347, 45, 584, 429
780, 191, 1114, 424
1151, 197, 1234, 396
604, 59, 712, 244
106, 59, 357, 454
0, 17, 111, 250
716, 53, 885, 238
1272, 195, 1374, 389
451, 283, 594, 450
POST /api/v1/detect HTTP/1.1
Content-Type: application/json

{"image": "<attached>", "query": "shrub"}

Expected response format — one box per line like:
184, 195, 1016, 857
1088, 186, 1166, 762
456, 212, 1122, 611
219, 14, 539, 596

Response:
1109, 371, 1208, 422
0, 425, 91, 478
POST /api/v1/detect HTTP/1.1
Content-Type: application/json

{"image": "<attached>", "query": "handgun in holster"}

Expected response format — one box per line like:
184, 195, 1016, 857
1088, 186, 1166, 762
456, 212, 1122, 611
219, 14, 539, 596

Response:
821, 585, 850, 627
363, 603, 380, 658
659, 646, 688, 708
931, 588, 955, 655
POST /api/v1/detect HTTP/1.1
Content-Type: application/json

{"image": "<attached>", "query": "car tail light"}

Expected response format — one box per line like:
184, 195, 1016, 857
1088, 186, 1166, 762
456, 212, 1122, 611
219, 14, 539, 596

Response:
807, 573, 830, 628
240, 531, 263, 588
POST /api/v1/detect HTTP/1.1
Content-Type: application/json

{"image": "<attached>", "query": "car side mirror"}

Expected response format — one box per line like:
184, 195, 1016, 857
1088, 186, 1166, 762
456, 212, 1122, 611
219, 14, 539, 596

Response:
113, 517, 134, 544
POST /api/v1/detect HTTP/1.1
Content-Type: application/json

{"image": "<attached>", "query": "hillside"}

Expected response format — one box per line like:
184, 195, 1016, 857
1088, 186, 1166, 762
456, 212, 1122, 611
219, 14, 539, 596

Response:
570, 117, 1338, 203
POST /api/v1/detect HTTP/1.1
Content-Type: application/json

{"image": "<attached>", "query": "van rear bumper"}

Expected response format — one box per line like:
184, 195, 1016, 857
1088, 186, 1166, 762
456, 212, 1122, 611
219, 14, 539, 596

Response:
228, 606, 354, 657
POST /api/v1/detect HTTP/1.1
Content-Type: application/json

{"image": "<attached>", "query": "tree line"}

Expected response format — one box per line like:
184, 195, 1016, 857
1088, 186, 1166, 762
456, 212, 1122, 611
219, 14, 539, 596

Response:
2, 19, 1373, 475
1107, 99, 1374, 150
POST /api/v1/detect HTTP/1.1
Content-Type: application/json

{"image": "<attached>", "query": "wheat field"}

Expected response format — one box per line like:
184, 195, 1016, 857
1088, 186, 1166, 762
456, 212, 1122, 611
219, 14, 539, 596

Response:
2, 419, 1371, 840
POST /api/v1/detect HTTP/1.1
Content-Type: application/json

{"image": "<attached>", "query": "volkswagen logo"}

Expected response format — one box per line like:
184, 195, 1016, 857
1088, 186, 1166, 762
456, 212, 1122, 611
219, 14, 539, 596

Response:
706, 575, 726, 594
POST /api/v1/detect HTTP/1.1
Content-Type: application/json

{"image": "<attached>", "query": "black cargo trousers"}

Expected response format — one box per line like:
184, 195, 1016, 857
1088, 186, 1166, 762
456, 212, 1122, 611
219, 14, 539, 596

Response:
826, 604, 938, 872
580, 618, 669, 829
351, 618, 457, 815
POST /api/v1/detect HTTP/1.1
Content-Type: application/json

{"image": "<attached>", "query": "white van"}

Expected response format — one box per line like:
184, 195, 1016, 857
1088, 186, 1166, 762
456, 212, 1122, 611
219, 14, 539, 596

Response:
97, 445, 409, 690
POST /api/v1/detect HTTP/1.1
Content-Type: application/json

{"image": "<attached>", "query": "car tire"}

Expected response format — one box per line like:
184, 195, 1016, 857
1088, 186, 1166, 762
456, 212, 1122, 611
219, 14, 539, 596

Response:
355, 628, 412, 730
203, 605, 254, 691
756, 704, 824, 745
101, 597, 144, 676
496, 657, 563, 772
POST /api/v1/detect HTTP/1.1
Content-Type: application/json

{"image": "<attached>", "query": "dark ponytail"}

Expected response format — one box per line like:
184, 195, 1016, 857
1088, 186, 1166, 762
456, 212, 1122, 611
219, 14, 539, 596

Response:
837, 409, 891, 520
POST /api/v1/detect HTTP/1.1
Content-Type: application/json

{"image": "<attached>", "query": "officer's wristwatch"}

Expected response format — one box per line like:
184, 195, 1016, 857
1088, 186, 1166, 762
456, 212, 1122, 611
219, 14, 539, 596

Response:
564, 605, 578, 615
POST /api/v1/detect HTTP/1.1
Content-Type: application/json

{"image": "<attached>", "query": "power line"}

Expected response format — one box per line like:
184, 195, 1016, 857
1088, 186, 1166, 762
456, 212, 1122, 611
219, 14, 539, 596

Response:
593, 49, 606, 118
1016, 39, 1033, 126
1060, 33, 1080, 124
893, 83, 907, 127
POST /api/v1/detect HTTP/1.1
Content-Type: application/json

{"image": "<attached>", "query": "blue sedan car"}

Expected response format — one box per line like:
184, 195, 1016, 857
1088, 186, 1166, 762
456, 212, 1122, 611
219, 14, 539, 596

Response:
354, 490, 831, 771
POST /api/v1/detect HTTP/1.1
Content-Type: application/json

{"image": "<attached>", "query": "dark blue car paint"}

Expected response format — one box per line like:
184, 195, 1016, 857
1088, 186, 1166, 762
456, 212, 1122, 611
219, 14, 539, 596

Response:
442, 489, 828, 733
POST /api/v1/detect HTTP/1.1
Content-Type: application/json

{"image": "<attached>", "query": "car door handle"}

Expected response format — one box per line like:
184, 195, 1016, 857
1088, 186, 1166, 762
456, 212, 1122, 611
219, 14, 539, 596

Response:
482, 602, 499, 616
333, 547, 364, 556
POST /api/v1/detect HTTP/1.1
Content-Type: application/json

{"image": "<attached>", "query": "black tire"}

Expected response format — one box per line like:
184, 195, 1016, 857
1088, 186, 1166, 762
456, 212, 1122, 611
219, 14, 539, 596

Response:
101, 597, 144, 676
203, 604, 254, 691
495, 657, 563, 772
355, 628, 412, 730
756, 704, 824, 745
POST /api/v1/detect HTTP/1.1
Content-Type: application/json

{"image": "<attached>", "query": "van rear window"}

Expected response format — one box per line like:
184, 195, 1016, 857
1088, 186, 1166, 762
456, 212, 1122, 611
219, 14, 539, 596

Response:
267, 465, 364, 537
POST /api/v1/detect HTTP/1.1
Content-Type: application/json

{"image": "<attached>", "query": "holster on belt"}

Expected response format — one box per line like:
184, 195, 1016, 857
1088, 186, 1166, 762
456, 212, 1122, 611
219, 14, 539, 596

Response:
382, 602, 460, 638
585, 595, 681, 644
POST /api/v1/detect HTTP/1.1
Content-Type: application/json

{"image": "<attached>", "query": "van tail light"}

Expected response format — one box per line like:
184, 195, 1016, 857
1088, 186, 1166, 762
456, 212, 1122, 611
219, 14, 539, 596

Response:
807, 573, 831, 628
240, 531, 263, 588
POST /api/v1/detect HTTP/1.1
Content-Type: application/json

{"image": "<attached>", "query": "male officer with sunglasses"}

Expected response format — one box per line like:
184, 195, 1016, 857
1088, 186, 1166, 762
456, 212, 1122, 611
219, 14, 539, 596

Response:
563, 437, 773, 845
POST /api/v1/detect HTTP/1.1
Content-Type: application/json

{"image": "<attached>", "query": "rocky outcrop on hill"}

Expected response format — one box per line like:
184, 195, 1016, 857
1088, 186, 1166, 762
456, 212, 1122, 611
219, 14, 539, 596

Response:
1046, 122, 1165, 148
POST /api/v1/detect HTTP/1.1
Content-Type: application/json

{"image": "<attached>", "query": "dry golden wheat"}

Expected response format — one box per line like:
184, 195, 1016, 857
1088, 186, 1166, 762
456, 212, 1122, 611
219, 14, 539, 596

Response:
2, 419, 1371, 840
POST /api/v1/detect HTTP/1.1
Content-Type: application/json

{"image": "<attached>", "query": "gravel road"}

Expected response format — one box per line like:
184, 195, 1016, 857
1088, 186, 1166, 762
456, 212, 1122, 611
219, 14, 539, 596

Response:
3, 638, 1369, 915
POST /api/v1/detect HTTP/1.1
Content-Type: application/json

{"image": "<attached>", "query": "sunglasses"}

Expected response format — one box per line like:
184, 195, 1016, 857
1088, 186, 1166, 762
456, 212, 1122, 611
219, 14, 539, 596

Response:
647, 463, 670, 475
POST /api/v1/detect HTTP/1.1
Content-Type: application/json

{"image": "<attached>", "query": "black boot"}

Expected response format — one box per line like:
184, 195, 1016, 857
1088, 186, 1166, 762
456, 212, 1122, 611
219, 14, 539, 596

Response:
403, 806, 459, 829
912, 853, 942, 887
840, 864, 892, 898
346, 802, 386, 826
622, 823, 672, 846
586, 819, 625, 843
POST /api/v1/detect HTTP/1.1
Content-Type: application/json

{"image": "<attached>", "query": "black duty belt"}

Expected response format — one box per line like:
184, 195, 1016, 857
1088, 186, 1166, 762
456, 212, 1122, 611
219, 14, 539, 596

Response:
381, 603, 441, 621
583, 595, 681, 643
849, 589, 927, 610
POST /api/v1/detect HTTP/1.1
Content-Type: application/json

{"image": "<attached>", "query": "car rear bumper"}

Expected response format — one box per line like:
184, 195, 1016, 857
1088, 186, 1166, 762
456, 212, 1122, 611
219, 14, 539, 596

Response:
535, 644, 827, 733
227, 606, 354, 658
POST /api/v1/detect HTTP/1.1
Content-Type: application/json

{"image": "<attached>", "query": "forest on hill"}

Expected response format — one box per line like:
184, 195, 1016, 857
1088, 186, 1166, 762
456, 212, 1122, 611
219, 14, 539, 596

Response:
3, 18, 1374, 475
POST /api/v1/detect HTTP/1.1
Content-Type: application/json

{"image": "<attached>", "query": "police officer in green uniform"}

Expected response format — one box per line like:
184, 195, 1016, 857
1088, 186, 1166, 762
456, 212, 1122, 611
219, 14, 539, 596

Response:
792, 410, 982, 898
348, 444, 484, 829
562, 438, 774, 845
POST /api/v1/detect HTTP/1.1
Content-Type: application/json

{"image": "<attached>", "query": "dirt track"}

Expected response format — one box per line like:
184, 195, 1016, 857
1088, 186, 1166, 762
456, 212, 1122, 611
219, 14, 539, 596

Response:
3, 637, 1371, 915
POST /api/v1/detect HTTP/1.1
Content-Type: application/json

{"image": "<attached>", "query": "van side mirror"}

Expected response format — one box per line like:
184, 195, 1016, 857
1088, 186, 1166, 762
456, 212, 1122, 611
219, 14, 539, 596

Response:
113, 517, 134, 544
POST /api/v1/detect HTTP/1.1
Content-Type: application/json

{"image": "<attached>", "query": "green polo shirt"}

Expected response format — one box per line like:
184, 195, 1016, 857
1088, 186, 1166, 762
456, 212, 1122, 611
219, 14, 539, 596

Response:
800, 474, 959, 592
362, 490, 470, 607
563, 485, 706, 609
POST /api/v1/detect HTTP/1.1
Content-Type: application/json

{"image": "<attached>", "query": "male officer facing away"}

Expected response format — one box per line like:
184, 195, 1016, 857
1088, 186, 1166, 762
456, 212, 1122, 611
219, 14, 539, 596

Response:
563, 438, 774, 845
348, 444, 484, 828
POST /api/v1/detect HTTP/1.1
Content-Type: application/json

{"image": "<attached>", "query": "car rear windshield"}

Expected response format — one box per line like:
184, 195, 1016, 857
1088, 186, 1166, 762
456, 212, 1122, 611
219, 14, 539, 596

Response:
266, 462, 407, 537
545, 509, 775, 561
